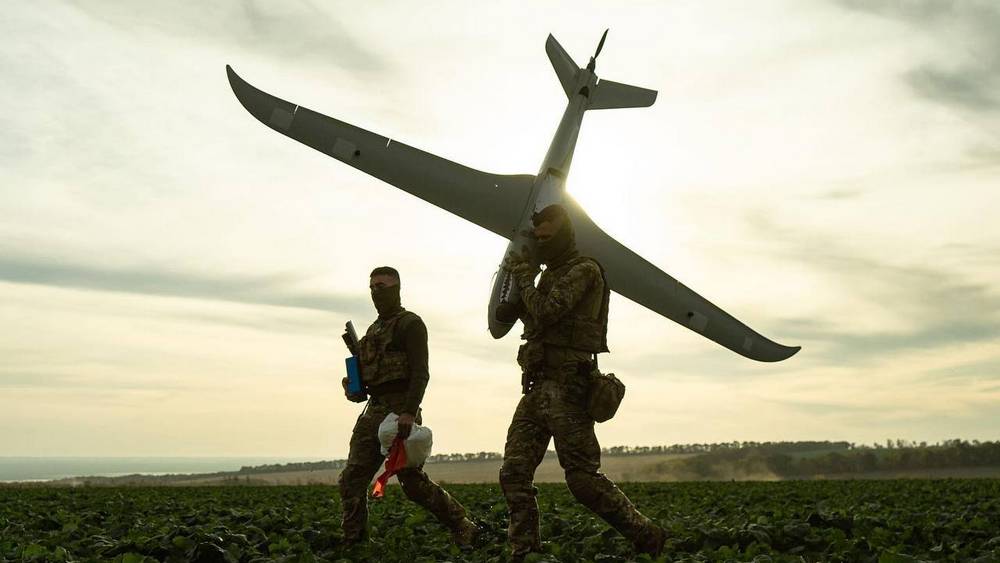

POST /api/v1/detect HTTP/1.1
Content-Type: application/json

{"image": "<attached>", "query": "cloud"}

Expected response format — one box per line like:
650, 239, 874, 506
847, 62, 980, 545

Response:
0, 2, 392, 196
765, 397, 888, 417
906, 66, 999, 113
746, 212, 1000, 365
0, 371, 81, 390
0, 255, 369, 317
836, 0, 1000, 114
0, 369, 199, 392
813, 188, 866, 201
939, 242, 1000, 266
776, 315, 998, 366
67, 0, 389, 75
836, 0, 964, 23
918, 355, 1000, 383
963, 145, 1000, 168
164, 310, 333, 335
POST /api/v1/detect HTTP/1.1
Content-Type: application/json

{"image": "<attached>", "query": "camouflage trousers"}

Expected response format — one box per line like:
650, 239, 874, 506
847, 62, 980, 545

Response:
337, 395, 469, 541
499, 379, 657, 556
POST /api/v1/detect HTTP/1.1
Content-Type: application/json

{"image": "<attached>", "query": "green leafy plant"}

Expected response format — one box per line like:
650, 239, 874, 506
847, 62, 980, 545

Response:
0, 480, 998, 562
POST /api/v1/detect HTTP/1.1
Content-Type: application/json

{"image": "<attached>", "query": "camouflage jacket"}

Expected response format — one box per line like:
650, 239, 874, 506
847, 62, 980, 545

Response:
517, 251, 610, 370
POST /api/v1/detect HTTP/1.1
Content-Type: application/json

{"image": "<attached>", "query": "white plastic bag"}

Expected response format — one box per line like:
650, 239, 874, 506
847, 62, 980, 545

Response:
377, 412, 433, 468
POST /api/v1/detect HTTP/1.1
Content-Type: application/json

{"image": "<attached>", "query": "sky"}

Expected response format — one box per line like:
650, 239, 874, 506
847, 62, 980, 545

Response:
2, 0, 998, 458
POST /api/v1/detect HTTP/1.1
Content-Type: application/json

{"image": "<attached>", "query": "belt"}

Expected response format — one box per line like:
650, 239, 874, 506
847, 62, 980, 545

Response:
526, 361, 593, 385
368, 393, 404, 408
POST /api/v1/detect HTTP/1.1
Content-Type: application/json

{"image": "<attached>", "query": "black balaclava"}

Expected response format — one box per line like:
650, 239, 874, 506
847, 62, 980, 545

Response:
372, 285, 401, 317
533, 204, 576, 265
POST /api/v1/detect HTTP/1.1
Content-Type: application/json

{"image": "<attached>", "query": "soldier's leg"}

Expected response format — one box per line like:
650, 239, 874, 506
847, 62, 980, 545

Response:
549, 386, 661, 550
396, 409, 475, 540
499, 392, 551, 557
396, 467, 474, 535
337, 404, 388, 542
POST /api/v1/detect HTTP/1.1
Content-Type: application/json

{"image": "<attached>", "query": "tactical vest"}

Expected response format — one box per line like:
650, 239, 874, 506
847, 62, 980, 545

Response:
357, 309, 415, 388
527, 256, 611, 354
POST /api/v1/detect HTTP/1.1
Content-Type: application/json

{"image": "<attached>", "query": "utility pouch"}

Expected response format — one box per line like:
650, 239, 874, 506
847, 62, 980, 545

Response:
517, 342, 545, 394
586, 362, 625, 423
516, 342, 544, 371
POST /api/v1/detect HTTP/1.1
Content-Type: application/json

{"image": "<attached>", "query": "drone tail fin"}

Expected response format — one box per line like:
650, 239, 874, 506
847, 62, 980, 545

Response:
546, 33, 657, 109
546, 34, 579, 99
589, 78, 657, 110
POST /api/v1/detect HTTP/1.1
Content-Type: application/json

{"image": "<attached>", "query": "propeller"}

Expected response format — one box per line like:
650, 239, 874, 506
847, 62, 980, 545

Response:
586, 28, 609, 72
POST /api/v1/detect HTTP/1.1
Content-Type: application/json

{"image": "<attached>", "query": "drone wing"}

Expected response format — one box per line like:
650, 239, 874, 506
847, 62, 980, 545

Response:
227, 66, 535, 239
567, 200, 800, 362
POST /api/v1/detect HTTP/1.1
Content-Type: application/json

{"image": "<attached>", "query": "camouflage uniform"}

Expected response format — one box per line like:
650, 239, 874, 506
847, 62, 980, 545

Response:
499, 250, 662, 557
338, 308, 474, 543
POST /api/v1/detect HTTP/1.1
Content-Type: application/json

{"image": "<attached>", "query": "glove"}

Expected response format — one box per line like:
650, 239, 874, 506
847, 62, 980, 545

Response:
504, 251, 539, 289
342, 377, 366, 403
397, 412, 415, 439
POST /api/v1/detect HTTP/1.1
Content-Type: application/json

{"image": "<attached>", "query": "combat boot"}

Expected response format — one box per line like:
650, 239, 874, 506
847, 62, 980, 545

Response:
633, 524, 667, 557
341, 534, 372, 549
450, 517, 481, 547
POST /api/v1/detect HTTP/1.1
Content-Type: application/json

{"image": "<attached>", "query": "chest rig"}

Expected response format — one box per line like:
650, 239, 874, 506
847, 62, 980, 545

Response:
518, 257, 611, 378
535, 257, 610, 353
358, 309, 415, 389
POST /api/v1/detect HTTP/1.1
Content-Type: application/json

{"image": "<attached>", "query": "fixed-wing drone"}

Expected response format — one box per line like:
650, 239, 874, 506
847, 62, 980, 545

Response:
227, 31, 799, 362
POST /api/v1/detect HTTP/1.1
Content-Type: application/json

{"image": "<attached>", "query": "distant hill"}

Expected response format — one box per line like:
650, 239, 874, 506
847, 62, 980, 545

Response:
631, 439, 1000, 481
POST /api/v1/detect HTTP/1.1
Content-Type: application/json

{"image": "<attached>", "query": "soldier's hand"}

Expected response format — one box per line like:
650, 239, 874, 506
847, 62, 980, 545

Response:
342, 377, 366, 403
512, 263, 539, 288
504, 251, 539, 288
502, 251, 523, 271
397, 412, 415, 440
495, 301, 521, 323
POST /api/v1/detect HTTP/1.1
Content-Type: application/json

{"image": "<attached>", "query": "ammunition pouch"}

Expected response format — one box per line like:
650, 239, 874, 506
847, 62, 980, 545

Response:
362, 350, 410, 387
516, 341, 545, 372
539, 318, 605, 353
357, 311, 415, 389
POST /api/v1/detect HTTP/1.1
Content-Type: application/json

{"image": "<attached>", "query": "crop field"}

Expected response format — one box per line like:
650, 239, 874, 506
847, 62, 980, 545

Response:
2, 480, 999, 562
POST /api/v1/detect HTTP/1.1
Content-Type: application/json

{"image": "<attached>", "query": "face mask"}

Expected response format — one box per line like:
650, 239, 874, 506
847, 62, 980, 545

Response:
536, 222, 574, 264
371, 285, 401, 315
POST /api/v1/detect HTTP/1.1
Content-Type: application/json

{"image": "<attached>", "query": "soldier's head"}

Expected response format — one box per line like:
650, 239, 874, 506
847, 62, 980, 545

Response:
531, 204, 575, 264
369, 266, 401, 315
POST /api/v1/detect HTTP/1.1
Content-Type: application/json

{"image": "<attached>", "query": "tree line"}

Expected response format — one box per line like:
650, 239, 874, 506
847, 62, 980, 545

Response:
599, 441, 852, 456
669, 439, 1000, 479
231, 440, 873, 475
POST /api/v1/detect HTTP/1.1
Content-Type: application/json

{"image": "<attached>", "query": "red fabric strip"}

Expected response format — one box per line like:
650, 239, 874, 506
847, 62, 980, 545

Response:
371, 437, 408, 498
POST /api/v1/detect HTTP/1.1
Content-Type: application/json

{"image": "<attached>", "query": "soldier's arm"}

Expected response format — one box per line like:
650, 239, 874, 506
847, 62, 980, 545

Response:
519, 262, 600, 325
400, 316, 430, 415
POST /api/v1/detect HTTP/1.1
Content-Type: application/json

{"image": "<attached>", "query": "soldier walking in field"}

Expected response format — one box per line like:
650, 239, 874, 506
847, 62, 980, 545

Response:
498, 205, 666, 560
338, 266, 478, 546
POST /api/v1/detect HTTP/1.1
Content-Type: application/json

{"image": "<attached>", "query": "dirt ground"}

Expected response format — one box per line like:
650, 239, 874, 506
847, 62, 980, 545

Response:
172, 453, 696, 486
